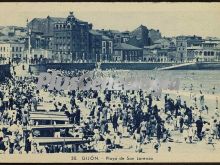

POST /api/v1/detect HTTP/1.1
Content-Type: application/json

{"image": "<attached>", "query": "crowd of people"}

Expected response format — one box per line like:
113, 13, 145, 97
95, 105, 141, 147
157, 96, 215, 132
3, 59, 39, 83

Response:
0, 65, 220, 154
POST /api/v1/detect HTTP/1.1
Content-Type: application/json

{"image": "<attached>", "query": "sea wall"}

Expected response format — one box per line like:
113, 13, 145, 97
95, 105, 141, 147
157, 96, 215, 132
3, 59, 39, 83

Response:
100, 62, 174, 70
29, 63, 96, 74
0, 64, 11, 82
29, 62, 220, 75
30, 62, 175, 74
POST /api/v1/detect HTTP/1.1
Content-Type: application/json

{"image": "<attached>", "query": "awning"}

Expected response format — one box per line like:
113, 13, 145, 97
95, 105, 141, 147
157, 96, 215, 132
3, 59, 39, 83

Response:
32, 137, 90, 145
30, 113, 69, 121
30, 124, 75, 130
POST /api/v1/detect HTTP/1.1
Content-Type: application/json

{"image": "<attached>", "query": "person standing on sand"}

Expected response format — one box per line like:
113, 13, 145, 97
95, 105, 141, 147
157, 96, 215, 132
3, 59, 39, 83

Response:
112, 111, 119, 132
199, 90, 205, 112
196, 116, 203, 140
212, 86, 216, 95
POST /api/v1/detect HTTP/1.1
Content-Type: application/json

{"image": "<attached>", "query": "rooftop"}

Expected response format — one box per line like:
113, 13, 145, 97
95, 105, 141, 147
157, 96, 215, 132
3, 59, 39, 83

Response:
89, 30, 102, 36
114, 43, 142, 50
102, 35, 111, 40
0, 36, 26, 44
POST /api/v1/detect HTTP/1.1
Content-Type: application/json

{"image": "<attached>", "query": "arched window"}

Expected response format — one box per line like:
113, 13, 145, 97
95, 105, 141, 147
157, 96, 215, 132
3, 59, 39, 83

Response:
67, 23, 71, 29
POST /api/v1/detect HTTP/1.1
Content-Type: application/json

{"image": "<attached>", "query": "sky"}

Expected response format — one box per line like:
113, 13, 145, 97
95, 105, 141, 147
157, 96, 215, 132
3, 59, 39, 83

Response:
0, 2, 220, 38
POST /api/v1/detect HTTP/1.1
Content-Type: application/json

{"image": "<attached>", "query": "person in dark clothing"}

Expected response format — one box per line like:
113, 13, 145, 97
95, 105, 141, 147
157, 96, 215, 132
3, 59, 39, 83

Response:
148, 94, 152, 108
187, 107, 193, 126
179, 116, 184, 133
9, 96, 14, 110
75, 107, 81, 125
0, 137, 6, 153
70, 97, 76, 108
97, 97, 102, 106
112, 111, 119, 132
174, 102, 180, 118
157, 123, 162, 141
196, 117, 203, 140
69, 107, 75, 124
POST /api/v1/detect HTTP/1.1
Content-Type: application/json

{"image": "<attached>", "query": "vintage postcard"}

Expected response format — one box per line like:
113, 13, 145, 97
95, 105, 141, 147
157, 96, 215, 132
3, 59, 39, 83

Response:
0, 2, 220, 163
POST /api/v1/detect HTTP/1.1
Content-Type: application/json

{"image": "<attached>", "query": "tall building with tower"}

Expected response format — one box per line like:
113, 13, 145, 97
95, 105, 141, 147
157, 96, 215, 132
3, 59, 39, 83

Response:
52, 12, 92, 63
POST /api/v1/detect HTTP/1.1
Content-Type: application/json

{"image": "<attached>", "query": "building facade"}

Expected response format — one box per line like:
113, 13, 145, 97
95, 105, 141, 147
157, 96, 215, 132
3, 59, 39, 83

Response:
28, 16, 66, 50
89, 30, 113, 62
176, 35, 203, 62
53, 12, 92, 63
89, 30, 102, 62
24, 48, 53, 64
0, 41, 25, 63
101, 35, 113, 61
143, 38, 177, 62
194, 40, 220, 62
113, 43, 143, 62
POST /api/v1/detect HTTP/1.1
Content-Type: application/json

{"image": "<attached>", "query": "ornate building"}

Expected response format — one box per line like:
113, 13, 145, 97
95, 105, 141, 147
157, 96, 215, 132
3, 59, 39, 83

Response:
52, 12, 92, 63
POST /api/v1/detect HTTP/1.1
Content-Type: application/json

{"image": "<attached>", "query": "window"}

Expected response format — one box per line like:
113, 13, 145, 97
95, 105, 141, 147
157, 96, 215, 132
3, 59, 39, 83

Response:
102, 48, 106, 54
16, 47, 18, 51
109, 41, 112, 48
12, 47, 14, 52
67, 24, 71, 29
110, 48, 112, 54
